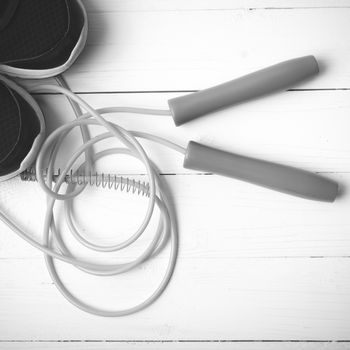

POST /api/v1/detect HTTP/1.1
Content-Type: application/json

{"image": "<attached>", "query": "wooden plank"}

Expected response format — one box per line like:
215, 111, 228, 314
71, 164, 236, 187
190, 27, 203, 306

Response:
0, 172, 348, 259
0, 341, 349, 350
1, 1, 349, 345
83, 0, 350, 12
31, 90, 350, 173
1, 258, 350, 340
21, 7, 350, 92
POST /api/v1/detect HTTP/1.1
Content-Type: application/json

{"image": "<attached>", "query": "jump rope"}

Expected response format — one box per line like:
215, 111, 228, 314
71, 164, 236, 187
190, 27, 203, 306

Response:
0, 55, 339, 316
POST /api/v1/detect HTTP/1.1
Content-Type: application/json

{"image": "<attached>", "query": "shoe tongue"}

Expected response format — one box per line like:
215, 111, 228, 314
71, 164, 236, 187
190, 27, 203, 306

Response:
0, 0, 19, 31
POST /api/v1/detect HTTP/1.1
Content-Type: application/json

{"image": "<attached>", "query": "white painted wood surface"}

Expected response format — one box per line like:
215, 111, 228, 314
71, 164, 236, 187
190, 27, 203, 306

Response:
1, 0, 350, 349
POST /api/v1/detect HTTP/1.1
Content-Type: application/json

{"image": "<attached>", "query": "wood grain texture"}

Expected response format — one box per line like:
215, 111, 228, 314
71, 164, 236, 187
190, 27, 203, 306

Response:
21, 3, 350, 92
82, 0, 350, 11
0, 173, 348, 260
0, 0, 349, 348
0, 342, 349, 350
32, 90, 350, 173
1, 258, 350, 340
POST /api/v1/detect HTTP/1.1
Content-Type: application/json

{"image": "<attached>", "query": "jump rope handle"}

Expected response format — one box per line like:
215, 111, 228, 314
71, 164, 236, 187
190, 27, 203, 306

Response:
168, 55, 319, 126
184, 141, 338, 202
170, 55, 337, 201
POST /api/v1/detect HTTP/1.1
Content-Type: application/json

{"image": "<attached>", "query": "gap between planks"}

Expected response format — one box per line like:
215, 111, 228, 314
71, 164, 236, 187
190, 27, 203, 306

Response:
29, 88, 350, 96
1, 339, 350, 342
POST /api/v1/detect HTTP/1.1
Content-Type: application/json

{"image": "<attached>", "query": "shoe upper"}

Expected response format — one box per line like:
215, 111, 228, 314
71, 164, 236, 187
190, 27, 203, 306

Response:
0, 0, 85, 71
0, 77, 44, 179
0, 80, 21, 166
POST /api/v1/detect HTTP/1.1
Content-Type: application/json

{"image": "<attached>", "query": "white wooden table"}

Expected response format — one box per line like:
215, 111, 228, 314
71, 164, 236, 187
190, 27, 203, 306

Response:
1, 0, 350, 348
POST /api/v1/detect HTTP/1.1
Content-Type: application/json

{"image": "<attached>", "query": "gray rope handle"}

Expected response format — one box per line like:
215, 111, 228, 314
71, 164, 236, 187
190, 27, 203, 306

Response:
169, 56, 319, 126
184, 141, 338, 202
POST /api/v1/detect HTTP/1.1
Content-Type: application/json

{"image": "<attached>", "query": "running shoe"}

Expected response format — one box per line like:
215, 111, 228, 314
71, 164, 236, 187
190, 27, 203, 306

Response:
0, 75, 45, 181
0, 0, 88, 78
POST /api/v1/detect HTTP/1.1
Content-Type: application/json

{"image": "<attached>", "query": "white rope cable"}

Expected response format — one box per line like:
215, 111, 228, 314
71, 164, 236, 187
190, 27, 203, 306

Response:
0, 80, 184, 316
